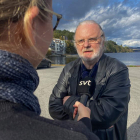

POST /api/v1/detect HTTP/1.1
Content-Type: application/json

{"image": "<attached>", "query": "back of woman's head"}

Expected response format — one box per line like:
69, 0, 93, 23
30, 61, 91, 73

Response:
0, 0, 52, 50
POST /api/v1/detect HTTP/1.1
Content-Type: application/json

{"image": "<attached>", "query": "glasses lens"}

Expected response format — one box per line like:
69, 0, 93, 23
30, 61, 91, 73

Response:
78, 40, 84, 45
53, 15, 57, 30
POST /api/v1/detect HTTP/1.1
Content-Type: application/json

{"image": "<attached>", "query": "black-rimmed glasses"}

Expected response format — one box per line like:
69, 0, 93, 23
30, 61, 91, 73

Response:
44, 9, 62, 30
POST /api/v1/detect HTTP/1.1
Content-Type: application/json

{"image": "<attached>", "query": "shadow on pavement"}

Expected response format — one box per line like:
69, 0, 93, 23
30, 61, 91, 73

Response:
36, 66, 60, 70
127, 116, 140, 140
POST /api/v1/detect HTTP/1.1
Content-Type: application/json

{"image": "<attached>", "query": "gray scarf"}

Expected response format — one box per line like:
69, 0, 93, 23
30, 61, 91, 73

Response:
0, 50, 41, 115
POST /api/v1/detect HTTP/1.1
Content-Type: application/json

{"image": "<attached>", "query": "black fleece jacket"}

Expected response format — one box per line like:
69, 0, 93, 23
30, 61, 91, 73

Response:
0, 99, 99, 140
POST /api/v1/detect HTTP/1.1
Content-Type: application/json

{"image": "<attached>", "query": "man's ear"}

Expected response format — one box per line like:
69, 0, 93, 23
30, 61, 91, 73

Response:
23, 6, 39, 46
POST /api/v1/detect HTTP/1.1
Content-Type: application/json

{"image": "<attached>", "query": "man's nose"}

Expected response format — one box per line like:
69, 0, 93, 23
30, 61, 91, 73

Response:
84, 40, 90, 47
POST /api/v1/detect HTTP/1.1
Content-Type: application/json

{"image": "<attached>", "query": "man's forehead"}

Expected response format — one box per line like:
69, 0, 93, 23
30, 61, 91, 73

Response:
75, 23, 101, 38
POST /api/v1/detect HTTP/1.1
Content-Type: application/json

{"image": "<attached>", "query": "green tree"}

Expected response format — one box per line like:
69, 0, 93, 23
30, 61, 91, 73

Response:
66, 41, 77, 54
53, 30, 74, 40
105, 40, 133, 53
46, 49, 52, 56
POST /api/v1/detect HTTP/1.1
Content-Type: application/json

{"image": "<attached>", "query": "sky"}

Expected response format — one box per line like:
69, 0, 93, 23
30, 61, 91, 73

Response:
52, 0, 140, 47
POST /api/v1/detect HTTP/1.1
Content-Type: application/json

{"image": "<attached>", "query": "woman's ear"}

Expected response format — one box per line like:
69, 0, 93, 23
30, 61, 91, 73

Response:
23, 6, 39, 46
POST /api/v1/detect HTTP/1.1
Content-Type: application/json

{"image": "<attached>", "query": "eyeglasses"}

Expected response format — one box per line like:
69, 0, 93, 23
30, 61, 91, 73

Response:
75, 34, 104, 46
44, 9, 62, 31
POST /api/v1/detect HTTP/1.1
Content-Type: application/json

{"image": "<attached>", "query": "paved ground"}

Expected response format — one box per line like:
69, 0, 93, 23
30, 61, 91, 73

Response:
127, 67, 140, 140
35, 66, 140, 140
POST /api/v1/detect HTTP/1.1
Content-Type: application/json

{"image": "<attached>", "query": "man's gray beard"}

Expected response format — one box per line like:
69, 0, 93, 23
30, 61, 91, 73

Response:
77, 46, 104, 64
80, 55, 99, 63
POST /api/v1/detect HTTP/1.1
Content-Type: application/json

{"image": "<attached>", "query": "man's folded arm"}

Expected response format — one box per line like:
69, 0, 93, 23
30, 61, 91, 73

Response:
89, 69, 130, 129
49, 68, 70, 120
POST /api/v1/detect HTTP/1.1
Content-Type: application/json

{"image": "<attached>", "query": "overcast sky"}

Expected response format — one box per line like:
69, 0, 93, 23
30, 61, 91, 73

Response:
52, 0, 140, 47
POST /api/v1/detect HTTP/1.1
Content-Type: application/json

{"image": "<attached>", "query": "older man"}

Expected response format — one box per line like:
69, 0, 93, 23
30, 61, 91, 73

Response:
49, 20, 130, 140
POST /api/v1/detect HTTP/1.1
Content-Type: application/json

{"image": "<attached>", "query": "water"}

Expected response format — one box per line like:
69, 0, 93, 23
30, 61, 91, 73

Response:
105, 52, 140, 66
48, 52, 140, 66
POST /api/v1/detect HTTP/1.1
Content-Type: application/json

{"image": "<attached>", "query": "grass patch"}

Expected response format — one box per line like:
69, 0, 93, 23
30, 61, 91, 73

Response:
127, 65, 140, 67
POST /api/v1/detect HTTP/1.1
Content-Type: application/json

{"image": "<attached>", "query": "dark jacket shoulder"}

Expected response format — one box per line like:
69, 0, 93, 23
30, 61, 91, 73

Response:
0, 100, 99, 140
63, 58, 81, 73
101, 54, 128, 73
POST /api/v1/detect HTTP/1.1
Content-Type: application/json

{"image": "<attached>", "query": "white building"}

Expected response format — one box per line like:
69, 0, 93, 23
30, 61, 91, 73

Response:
50, 38, 66, 55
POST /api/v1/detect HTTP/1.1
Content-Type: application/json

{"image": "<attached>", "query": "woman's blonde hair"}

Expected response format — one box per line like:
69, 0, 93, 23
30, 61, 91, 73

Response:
0, 0, 51, 49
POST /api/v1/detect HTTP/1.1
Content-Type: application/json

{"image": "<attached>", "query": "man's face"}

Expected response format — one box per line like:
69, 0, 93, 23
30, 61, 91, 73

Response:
75, 23, 104, 63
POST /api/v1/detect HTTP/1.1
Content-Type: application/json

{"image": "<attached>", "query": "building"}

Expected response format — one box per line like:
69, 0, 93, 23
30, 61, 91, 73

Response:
50, 38, 66, 55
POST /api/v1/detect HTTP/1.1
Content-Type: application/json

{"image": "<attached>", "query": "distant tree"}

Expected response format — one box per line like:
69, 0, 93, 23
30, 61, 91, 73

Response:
53, 30, 74, 40
46, 49, 52, 56
53, 31, 60, 39
105, 40, 133, 53
66, 40, 77, 54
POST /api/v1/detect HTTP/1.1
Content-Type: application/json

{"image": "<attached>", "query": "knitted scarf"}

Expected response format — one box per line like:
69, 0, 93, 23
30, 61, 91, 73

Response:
0, 50, 41, 115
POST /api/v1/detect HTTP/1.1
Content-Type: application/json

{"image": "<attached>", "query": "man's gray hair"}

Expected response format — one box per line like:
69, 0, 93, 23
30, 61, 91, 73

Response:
74, 20, 105, 46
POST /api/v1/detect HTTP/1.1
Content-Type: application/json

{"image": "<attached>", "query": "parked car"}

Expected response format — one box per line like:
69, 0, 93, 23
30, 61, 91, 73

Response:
37, 58, 52, 69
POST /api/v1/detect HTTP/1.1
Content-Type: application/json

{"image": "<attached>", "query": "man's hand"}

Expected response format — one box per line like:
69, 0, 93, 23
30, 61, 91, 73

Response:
73, 101, 91, 121
63, 96, 70, 105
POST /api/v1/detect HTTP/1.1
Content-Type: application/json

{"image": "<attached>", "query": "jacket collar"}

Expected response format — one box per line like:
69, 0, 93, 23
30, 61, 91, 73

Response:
71, 54, 107, 83
69, 58, 82, 78
69, 58, 81, 95
95, 54, 107, 84
93, 54, 108, 99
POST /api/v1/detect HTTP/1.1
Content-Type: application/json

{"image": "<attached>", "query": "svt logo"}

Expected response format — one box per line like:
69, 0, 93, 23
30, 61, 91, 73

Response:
79, 80, 91, 86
